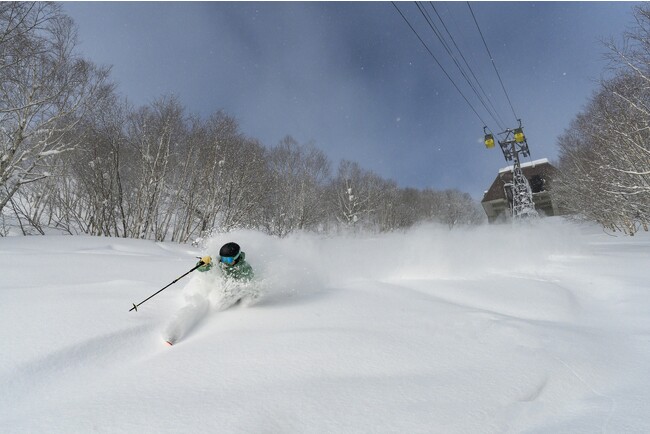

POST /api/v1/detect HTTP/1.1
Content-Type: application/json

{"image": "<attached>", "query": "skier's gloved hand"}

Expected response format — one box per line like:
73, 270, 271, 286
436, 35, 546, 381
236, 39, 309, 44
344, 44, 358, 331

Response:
197, 256, 212, 272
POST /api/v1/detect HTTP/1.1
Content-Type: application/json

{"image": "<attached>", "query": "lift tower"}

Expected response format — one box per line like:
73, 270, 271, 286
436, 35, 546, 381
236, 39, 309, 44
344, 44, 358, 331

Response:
484, 121, 538, 219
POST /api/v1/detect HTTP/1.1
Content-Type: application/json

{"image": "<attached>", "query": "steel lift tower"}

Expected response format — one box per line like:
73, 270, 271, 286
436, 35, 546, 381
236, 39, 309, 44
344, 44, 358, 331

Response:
484, 120, 538, 219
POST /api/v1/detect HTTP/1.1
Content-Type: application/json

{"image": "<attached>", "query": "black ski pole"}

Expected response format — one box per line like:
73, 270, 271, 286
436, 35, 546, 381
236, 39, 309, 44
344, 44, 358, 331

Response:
129, 260, 206, 312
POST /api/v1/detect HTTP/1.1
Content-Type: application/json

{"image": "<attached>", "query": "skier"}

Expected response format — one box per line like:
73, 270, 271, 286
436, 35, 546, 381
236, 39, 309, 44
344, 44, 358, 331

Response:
197, 242, 254, 282
162, 242, 256, 346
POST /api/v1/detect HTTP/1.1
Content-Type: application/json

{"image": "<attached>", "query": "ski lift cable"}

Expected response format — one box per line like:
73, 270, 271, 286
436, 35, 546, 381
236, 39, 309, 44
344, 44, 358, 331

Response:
428, 2, 508, 129
418, 2, 506, 131
416, 1, 506, 131
467, 1, 520, 122
391, 1, 492, 130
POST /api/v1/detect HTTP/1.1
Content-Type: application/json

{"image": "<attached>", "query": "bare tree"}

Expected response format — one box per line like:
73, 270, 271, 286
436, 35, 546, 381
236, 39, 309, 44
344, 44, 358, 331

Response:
262, 136, 330, 236
0, 2, 112, 214
430, 189, 485, 229
176, 111, 269, 240
122, 96, 186, 240
555, 5, 650, 235
330, 160, 385, 229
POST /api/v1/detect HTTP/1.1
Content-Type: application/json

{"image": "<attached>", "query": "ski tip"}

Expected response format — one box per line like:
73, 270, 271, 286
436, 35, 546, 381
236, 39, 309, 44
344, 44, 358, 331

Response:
165, 339, 174, 346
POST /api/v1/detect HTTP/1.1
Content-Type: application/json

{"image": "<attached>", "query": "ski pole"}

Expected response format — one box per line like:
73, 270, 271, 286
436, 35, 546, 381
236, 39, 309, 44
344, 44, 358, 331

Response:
129, 258, 208, 312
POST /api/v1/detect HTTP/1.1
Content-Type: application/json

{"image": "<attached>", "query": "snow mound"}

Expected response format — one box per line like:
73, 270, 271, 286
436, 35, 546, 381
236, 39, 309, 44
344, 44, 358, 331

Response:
1, 219, 649, 433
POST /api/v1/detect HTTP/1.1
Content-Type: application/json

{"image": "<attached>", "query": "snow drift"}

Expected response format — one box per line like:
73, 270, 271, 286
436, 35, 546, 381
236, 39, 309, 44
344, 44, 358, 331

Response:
1, 218, 649, 433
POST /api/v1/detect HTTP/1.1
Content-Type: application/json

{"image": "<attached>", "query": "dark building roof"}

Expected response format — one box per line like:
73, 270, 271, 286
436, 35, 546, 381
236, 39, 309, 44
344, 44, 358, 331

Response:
482, 159, 558, 203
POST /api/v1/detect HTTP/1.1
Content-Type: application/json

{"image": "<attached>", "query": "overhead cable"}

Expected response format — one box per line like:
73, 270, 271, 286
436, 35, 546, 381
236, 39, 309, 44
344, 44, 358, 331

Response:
416, 1, 505, 131
391, 1, 490, 128
467, 1, 519, 122
427, 2, 508, 129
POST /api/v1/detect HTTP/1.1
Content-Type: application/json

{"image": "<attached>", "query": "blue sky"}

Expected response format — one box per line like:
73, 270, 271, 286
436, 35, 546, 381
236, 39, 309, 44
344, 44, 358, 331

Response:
63, 1, 638, 198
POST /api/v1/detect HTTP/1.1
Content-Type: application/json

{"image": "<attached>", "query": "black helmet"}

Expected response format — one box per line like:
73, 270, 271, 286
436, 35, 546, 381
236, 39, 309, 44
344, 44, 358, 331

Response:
219, 242, 241, 258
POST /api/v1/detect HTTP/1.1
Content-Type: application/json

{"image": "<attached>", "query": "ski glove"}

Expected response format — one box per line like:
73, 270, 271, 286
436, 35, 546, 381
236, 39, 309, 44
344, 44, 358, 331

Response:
197, 256, 212, 272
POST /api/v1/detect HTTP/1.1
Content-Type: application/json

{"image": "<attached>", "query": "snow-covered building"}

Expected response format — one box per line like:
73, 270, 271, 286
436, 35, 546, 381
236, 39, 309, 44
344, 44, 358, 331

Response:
481, 158, 562, 223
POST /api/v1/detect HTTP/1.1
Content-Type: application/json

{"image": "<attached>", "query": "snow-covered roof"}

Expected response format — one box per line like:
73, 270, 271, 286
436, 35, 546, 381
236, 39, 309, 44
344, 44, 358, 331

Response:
499, 158, 550, 174
483, 157, 558, 203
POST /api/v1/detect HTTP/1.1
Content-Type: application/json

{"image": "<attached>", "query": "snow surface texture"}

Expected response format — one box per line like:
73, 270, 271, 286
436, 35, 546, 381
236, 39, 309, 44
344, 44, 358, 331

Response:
1, 219, 649, 433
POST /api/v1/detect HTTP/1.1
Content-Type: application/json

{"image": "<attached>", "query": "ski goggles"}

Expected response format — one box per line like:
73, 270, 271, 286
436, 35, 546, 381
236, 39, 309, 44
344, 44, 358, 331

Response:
220, 252, 241, 265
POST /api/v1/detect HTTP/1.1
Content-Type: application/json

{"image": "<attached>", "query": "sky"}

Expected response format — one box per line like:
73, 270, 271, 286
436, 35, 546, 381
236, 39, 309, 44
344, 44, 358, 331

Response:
62, 1, 639, 199
2, 220, 650, 432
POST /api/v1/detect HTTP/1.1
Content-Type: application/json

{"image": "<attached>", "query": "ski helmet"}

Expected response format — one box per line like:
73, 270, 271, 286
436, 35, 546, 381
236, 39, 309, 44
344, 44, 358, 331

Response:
219, 242, 241, 258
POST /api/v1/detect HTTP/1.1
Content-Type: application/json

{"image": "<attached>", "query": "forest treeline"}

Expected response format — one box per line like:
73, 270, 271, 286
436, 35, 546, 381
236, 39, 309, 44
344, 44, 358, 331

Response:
6, 3, 650, 240
0, 2, 484, 241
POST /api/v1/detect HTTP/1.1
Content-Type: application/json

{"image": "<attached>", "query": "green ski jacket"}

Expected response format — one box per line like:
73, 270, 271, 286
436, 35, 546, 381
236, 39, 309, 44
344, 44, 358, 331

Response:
198, 251, 254, 282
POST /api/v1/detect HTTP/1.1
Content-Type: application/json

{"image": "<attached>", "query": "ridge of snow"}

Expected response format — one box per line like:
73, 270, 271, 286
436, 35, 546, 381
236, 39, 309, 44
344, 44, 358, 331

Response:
499, 157, 550, 173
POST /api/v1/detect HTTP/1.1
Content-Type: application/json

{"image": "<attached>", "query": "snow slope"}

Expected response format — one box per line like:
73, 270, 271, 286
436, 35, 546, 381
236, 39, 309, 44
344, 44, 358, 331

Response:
1, 219, 649, 433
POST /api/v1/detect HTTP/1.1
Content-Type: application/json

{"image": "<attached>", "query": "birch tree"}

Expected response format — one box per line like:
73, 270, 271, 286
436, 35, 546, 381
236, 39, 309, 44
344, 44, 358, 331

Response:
555, 5, 650, 234
60, 95, 129, 237
125, 96, 186, 240
263, 136, 330, 236
0, 2, 111, 214
176, 111, 269, 239
330, 160, 384, 228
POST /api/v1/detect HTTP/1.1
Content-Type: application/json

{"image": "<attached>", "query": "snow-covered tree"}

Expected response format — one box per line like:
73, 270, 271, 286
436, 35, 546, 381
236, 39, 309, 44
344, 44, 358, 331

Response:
555, 4, 650, 234
330, 160, 385, 228
193, 112, 268, 236
0, 2, 111, 214
262, 136, 330, 236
